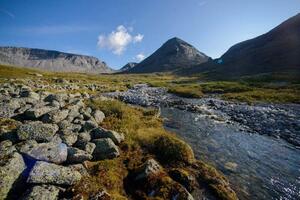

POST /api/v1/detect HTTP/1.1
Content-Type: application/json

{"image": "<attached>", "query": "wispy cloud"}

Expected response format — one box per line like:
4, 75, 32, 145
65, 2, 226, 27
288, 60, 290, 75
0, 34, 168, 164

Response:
97, 25, 144, 55
135, 53, 145, 62
21, 25, 95, 35
0, 9, 15, 19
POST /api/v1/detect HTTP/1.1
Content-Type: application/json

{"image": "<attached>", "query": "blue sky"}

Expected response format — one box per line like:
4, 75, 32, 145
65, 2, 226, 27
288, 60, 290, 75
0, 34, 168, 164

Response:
0, 0, 300, 69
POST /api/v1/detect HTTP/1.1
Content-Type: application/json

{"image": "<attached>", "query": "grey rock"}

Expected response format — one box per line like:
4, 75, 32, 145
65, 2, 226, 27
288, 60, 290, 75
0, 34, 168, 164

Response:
92, 127, 124, 144
68, 164, 89, 176
0, 151, 26, 200
92, 110, 105, 124
42, 109, 69, 123
75, 141, 96, 155
0, 100, 21, 118
60, 130, 78, 146
17, 121, 59, 142
21, 185, 60, 200
25, 106, 57, 119
27, 161, 82, 185
20, 141, 68, 164
82, 120, 98, 131
92, 138, 119, 160
135, 159, 162, 180
67, 147, 93, 163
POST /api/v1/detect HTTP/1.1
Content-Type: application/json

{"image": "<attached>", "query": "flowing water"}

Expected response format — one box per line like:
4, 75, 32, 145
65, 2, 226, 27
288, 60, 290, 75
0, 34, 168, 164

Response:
161, 106, 300, 200
105, 85, 300, 200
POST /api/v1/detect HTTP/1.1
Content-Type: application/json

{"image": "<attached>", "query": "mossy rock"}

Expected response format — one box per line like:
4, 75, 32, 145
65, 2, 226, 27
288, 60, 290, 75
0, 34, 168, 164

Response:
152, 135, 195, 165
194, 161, 238, 200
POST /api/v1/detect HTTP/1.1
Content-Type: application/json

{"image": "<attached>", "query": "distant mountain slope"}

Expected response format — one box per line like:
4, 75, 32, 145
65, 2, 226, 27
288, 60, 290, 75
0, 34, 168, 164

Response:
184, 13, 300, 77
119, 62, 138, 72
127, 37, 210, 73
0, 47, 113, 73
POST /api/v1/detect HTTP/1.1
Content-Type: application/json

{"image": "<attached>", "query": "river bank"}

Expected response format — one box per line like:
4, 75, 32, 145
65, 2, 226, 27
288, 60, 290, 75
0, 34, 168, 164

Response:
105, 84, 300, 200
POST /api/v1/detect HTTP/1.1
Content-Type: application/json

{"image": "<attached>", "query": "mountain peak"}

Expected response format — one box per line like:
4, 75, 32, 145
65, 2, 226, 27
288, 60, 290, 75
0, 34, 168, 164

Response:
127, 37, 210, 73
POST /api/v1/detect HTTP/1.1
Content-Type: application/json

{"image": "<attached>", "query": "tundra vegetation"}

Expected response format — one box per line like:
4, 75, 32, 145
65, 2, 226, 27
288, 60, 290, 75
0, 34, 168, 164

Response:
0, 64, 299, 199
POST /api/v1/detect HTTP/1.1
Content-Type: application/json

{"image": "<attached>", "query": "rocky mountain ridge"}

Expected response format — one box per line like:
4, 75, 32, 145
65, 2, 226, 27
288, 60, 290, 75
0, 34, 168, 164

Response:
0, 47, 113, 74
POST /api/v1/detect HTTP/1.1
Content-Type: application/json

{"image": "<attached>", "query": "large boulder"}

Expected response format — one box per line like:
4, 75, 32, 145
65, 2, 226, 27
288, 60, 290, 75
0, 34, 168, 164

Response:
92, 138, 120, 160
0, 141, 26, 200
17, 121, 59, 142
92, 128, 124, 144
25, 106, 57, 119
19, 141, 68, 164
27, 161, 81, 185
21, 185, 60, 200
0, 100, 21, 118
42, 109, 69, 123
92, 110, 105, 124
67, 147, 93, 163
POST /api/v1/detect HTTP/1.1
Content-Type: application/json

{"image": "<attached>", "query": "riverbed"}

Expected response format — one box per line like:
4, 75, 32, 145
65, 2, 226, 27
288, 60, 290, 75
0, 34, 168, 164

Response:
104, 84, 300, 200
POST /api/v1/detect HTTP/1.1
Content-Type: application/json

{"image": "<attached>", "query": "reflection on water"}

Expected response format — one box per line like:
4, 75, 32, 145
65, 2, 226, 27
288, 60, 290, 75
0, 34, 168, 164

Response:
161, 107, 300, 200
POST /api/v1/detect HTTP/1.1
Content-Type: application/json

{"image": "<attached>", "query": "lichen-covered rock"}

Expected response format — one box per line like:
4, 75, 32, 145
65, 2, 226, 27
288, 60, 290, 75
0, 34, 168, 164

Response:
135, 159, 162, 180
92, 128, 124, 144
19, 141, 68, 164
68, 164, 89, 176
92, 138, 120, 160
75, 141, 96, 155
25, 106, 57, 119
92, 110, 105, 124
42, 109, 69, 123
21, 185, 60, 200
67, 147, 93, 163
82, 120, 98, 131
0, 100, 21, 118
17, 121, 59, 142
60, 130, 78, 146
27, 161, 81, 185
0, 149, 26, 200
0, 118, 22, 142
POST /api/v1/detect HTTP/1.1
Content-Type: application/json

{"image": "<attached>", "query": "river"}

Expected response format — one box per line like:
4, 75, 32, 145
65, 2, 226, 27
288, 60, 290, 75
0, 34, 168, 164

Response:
104, 84, 300, 200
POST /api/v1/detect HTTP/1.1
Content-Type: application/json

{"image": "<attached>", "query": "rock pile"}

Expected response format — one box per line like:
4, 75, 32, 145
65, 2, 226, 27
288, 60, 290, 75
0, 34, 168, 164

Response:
0, 82, 124, 199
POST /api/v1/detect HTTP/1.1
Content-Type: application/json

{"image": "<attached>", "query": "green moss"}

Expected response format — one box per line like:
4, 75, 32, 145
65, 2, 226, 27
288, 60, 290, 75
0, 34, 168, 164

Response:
152, 135, 195, 165
194, 161, 238, 200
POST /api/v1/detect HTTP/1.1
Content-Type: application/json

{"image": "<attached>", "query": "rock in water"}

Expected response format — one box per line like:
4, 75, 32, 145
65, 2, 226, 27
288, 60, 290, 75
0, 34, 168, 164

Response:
92, 138, 120, 160
27, 161, 81, 185
0, 141, 26, 200
21, 185, 60, 200
17, 121, 59, 142
19, 141, 68, 164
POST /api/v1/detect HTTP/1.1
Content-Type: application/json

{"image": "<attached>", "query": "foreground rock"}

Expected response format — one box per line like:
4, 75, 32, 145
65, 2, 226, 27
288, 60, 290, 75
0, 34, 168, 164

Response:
27, 161, 81, 185
67, 147, 93, 163
0, 141, 26, 200
21, 185, 60, 200
92, 127, 124, 144
19, 141, 68, 164
17, 121, 59, 142
92, 138, 120, 160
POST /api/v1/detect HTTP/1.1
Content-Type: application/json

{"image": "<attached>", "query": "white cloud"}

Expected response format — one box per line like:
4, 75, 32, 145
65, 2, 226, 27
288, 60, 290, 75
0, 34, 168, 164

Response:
135, 53, 145, 62
133, 34, 144, 43
97, 25, 143, 55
